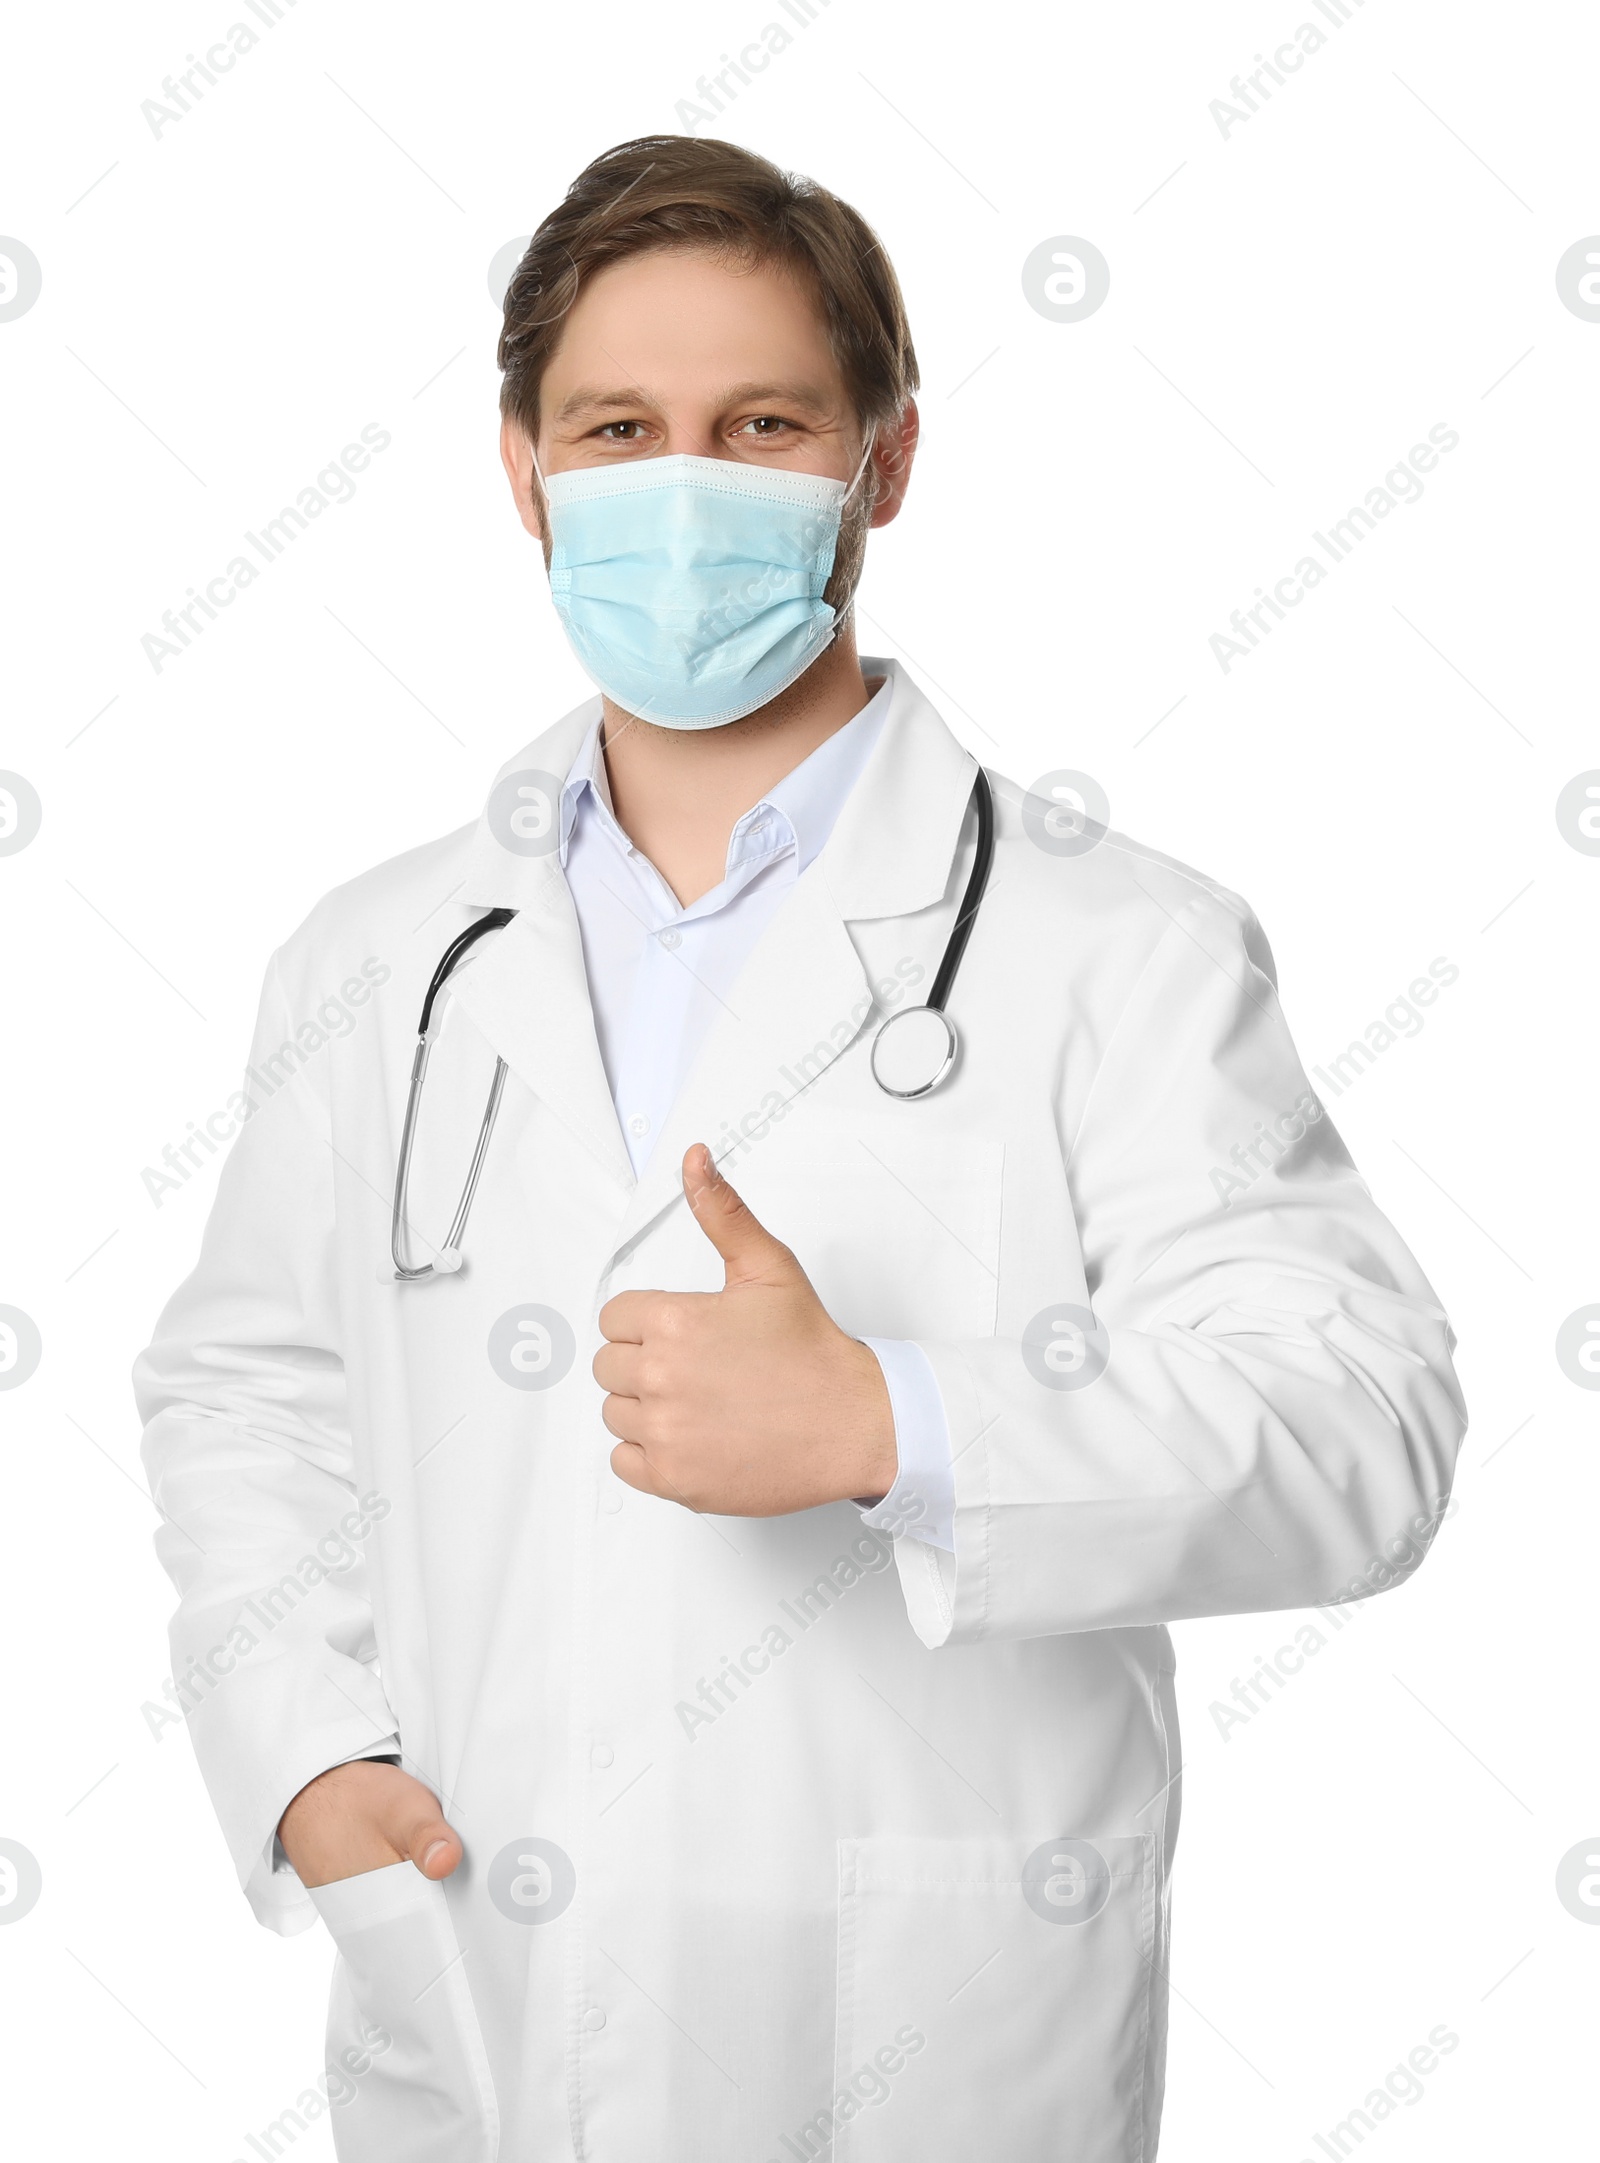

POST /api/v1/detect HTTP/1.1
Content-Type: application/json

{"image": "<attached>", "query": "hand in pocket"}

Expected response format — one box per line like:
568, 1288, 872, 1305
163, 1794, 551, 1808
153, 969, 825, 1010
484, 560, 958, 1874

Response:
278, 1759, 462, 1889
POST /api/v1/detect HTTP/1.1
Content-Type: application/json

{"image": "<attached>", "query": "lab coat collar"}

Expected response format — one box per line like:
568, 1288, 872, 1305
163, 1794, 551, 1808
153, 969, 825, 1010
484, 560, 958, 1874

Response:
461, 692, 602, 912
459, 659, 975, 921
450, 659, 982, 1234
555, 674, 893, 926
814, 657, 979, 922
447, 692, 631, 1192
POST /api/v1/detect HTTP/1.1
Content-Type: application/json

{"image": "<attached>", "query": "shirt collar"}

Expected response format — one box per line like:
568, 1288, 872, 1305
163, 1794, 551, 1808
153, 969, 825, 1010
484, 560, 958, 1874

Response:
751, 675, 891, 874
558, 674, 893, 884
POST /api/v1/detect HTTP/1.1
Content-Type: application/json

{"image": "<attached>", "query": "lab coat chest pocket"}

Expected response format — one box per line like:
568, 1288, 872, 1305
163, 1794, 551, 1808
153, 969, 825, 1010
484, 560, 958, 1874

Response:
309, 1862, 499, 2163
831, 1834, 1157, 2162
741, 1125, 1003, 1342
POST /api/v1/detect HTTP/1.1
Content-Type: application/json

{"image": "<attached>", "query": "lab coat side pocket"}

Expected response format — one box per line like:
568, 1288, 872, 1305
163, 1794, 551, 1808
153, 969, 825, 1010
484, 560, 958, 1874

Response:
831, 1833, 1158, 2163
310, 1861, 500, 2163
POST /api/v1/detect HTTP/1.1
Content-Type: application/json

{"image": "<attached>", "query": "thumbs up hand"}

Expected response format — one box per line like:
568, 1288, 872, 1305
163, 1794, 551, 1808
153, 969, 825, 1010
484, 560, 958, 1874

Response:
594, 1144, 898, 1517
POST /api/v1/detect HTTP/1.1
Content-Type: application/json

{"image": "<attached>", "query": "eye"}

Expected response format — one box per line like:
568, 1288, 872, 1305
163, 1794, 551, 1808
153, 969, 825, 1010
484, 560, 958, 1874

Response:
738, 416, 792, 437
596, 420, 647, 441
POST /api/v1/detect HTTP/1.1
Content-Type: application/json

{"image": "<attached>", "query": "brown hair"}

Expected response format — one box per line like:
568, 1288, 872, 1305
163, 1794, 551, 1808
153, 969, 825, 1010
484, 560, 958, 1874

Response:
497, 135, 919, 444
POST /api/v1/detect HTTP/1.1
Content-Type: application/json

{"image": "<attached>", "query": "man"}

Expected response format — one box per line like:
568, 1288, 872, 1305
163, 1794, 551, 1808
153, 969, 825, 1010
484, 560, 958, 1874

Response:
137, 136, 1466, 2162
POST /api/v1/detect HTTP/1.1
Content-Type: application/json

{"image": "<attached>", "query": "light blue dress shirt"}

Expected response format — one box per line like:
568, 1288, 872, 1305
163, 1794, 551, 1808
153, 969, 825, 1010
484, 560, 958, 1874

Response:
558, 681, 956, 1554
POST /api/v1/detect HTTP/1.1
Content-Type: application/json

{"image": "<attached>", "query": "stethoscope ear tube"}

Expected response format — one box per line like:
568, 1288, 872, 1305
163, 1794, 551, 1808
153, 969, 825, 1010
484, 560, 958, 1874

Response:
388, 907, 517, 1283
926, 766, 994, 1016
417, 906, 516, 1034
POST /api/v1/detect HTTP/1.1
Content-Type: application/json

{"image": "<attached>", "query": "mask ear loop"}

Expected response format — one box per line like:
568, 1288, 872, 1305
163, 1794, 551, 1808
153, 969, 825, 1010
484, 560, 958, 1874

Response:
529, 437, 563, 559
841, 429, 878, 510
527, 435, 551, 534
829, 429, 880, 641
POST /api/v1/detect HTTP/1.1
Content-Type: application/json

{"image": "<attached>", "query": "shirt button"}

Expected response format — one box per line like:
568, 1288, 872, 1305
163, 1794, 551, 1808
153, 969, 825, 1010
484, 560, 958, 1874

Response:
591, 1743, 614, 1768
584, 2007, 606, 2031
658, 927, 683, 951
601, 1485, 624, 1514
627, 1112, 650, 1138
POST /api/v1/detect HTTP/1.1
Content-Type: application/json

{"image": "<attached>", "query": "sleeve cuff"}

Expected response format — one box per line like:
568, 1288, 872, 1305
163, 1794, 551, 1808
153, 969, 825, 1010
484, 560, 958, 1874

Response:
855, 1339, 956, 1553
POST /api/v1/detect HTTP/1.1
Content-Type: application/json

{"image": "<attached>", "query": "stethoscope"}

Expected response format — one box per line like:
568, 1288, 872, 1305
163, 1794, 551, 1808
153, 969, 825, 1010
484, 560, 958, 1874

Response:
387, 767, 994, 1284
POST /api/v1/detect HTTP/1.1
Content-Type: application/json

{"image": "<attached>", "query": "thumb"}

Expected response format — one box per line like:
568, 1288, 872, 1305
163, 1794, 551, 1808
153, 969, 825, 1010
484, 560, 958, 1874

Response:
683, 1143, 803, 1287
382, 1775, 462, 1881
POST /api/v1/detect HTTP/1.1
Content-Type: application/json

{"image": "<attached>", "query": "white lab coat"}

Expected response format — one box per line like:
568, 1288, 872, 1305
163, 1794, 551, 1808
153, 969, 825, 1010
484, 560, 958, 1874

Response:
136, 659, 1465, 2163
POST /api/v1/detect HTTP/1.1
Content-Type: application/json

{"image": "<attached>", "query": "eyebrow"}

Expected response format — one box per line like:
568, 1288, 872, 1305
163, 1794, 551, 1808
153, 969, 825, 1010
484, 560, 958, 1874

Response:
551, 379, 838, 426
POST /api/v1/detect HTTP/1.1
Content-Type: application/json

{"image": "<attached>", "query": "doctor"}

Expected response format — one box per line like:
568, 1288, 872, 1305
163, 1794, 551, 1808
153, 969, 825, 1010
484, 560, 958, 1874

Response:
137, 135, 1466, 2162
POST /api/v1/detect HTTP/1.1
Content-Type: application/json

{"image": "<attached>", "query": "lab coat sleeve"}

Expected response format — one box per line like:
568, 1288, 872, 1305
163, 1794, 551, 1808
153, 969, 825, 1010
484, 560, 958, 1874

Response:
134, 949, 399, 1937
893, 884, 1467, 1651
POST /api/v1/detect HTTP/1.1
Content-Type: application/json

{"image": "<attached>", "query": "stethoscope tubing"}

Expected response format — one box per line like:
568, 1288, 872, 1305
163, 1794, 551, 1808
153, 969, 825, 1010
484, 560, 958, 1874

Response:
389, 906, 514, 1281
927, 767, 994, 1014
387, 772, 993, 1281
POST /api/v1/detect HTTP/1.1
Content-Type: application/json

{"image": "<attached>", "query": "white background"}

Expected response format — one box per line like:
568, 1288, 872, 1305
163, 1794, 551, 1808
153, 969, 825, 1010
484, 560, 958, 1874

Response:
2, 0, 1595, 2155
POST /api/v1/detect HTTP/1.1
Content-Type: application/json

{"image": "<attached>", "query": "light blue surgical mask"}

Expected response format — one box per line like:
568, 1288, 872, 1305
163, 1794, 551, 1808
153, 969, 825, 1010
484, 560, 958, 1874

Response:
535, 443, 874, 728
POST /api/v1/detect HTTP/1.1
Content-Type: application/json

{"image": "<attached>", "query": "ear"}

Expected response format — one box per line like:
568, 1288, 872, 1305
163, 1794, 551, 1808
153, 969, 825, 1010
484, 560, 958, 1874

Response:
868, 398, 919, 531
499, 416, 549, 545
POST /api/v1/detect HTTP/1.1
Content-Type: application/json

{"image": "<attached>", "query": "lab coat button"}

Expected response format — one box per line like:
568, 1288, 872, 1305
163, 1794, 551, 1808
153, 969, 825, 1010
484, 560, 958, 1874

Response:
601, 1486, 624, 1514
584, 2007, 606, 2031
658, 927, 683, 950
591, 1743, 614, 1768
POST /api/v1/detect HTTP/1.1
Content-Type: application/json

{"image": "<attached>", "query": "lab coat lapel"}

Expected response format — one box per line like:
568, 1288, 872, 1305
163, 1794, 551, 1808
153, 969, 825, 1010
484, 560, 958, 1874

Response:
611, 869, 873, 1251
608, 660, 981, 1256
447, 696, 636, 1192
446, 869, 635, 1191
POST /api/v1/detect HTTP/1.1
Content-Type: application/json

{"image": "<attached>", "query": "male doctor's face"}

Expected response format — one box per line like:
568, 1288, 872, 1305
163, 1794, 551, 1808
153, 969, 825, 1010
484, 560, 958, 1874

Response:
497, 244, 918, 608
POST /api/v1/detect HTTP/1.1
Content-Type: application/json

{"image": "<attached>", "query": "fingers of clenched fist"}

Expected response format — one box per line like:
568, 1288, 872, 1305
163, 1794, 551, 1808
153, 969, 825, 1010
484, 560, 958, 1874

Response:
593, 1144, 897, 1517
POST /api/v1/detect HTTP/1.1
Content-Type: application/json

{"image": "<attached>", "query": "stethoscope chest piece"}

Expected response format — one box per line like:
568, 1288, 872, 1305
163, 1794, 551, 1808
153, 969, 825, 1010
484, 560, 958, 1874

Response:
870, 1004, 957, 1099
867, 764, 993, 1103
